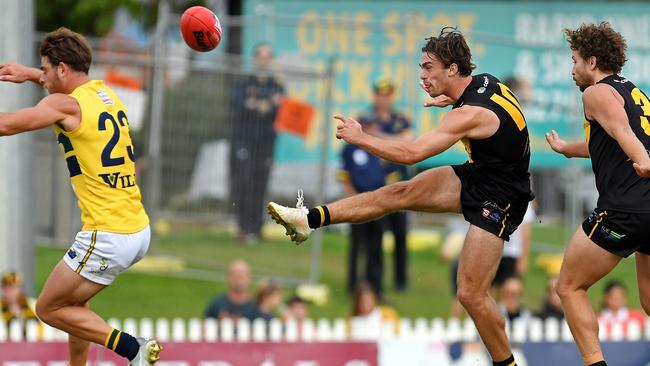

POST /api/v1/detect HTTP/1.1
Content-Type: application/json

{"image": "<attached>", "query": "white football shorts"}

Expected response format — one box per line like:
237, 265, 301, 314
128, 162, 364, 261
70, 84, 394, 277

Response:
62, 225, 151, 285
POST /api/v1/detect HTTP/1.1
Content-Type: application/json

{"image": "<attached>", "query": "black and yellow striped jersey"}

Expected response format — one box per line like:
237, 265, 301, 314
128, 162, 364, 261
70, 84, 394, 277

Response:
452, 73, 533, 202
585, 75, 650, 212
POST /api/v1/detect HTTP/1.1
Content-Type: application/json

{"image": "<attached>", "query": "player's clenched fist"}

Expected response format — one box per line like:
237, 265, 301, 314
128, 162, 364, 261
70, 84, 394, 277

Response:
334, 114, 363, 144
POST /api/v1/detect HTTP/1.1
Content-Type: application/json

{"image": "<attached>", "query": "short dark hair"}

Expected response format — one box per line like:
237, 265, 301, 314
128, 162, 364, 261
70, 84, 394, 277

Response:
39, 27, 92, 74
604, 280, 626, 295
287, 295, 306, 306
564, 22, 627, 74
422, 27, 476, 77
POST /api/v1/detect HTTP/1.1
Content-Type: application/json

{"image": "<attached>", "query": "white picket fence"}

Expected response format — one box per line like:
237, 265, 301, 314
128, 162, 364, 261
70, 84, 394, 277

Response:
1, 316, 649, 343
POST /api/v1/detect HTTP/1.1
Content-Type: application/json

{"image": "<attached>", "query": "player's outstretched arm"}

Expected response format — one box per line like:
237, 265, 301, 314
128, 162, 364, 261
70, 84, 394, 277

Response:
583, 84, 650, 177
545, 130, 590, 158
335, 107, 483, 165
0, 94, 79, 136
0, 63, 43, 85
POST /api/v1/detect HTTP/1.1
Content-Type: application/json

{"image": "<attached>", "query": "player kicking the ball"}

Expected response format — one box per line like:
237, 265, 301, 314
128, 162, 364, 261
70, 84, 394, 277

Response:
269, 27, 533, 366
0, 28, 161, 365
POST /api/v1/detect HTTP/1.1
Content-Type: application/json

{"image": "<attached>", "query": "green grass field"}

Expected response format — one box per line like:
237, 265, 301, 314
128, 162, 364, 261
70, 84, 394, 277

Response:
35, 223, 641, 320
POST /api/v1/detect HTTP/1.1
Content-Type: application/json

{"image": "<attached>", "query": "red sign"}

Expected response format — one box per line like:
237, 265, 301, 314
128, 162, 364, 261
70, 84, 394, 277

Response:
0, 342, 377, 366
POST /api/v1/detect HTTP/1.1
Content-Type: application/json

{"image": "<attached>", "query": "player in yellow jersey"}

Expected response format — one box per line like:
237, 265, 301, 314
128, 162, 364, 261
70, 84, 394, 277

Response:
0, 28, 161, 365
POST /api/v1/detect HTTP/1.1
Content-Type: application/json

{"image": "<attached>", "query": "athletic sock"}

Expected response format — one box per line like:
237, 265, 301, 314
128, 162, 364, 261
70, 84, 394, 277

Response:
307, 205, 330, 228
493, 354, 517, 366
589, 362, 607, 366
105, 328, 140, 361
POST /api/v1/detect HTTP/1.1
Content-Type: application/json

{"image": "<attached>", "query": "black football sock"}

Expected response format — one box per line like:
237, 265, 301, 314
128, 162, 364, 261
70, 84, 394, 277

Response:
588, 362, 607, 366
307, 205, 330, 228
493, 354, 516, 366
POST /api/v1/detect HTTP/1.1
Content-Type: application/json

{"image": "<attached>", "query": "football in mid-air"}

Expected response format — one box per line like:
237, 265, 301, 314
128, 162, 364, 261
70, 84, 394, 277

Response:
180, 6, 222, 52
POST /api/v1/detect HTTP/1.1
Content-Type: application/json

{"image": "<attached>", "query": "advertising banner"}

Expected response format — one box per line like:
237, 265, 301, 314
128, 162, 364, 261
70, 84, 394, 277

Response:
244, 1, 650, 167
0, 342, 378, 366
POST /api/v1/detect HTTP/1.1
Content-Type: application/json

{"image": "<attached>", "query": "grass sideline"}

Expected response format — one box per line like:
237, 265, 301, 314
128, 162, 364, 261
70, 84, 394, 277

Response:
35, 224, 640, 320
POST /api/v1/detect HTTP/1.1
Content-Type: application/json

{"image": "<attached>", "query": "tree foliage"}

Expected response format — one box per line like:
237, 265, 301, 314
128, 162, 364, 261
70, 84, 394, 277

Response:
36, 0, 206, 36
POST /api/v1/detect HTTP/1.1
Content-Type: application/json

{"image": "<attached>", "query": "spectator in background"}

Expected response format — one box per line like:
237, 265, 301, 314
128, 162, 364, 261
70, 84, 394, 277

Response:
204, 260, 258, 321
358, 79, 412, 292
535, 276, 564, 320
284, 295, 309, 340
498, 276, 532, 323
598, 280, 646, 334
338, 119, 394, 299
1, 271, 38, 326
284, 295, 309, 322
230, 43, 285, 244
254, 283, 283, 321
503, 76, 534, 105
348, 282, 399, 338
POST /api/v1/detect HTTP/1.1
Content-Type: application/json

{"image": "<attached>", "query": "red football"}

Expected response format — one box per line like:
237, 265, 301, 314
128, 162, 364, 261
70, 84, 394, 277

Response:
180, 6, 222, 52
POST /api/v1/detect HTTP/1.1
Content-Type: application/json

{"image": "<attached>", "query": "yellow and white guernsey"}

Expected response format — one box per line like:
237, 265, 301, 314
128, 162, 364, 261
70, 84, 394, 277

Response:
54, 80, 149, 233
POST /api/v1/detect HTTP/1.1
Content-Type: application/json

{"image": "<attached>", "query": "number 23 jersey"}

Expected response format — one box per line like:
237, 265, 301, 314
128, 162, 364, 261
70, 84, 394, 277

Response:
585, 75, 650, 212
54, 80, 149, 233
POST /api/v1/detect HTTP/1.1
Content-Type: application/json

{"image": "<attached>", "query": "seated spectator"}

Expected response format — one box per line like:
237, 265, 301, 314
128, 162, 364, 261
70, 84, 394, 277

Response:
498, 276, 532, 323
204, 260, 258, 321
598, 280, 645, 335
348, 282, 399, 338
1, 271, 38, 326
284, 295, 309, 322
283, 295, 309, 340
535, 276, 564, 320
255, 283, 283, 321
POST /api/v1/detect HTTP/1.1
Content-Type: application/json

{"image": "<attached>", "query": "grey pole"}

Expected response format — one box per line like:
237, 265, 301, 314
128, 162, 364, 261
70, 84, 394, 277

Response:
145, 0, 170, 218
309, 57, 336, 284
0, 0, 35, 295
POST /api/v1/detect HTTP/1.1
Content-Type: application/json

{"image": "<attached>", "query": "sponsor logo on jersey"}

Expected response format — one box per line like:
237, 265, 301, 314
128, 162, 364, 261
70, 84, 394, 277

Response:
96, 90, 114, 105
477, 75, 489, 93
67, 248, 78, 259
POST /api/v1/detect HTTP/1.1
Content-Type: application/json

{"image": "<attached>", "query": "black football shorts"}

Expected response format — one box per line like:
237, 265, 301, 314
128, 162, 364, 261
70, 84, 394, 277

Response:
452, 164, 528, 241
582, 208, 650, 257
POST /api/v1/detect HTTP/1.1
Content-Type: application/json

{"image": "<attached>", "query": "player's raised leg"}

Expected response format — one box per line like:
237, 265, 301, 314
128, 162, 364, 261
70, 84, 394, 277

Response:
456, 225, 514, 364
36, 261, 162, 365
556, 229, 621, 366
635, 252, 650, 315
268, 166, 461, 243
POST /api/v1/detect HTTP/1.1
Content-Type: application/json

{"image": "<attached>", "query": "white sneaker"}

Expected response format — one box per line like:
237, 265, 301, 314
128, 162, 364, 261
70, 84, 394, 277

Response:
267, 190, 313, 244
129, 338, 162, 366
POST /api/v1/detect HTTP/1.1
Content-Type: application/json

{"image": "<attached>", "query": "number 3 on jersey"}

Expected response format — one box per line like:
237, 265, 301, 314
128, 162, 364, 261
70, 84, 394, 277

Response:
631, 87, 650, 136
99, 110, 135, 167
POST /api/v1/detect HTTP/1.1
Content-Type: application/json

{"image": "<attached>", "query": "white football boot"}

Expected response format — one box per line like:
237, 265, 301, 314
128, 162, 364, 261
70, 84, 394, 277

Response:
129, 338, 162, 366
267, 190, 313, 244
